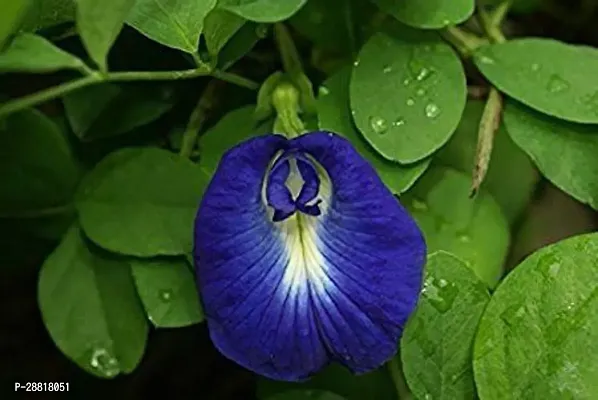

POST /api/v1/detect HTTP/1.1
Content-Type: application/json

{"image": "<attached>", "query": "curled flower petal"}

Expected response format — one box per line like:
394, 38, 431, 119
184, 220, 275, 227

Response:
194, 131, 426, 381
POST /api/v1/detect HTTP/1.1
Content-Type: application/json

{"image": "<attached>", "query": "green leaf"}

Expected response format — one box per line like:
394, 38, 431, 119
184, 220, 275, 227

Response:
401, 251, 490, 400
216, 20, 261, 69
75, 147, 208, 257
74, 0, 136, 71
131, 257, 203, 328
350, 26, 466, 163
219, 0, 307, 23
504, 100, 598, 210
435, 99, 538, 223
289, 0, 375, 55
474, 38, 598, 124
372, 0, 474, 29
38, 225, 148, 378
401, 166, 510, 289
199, 105, 272, 174
63, 83, 175, 141
0, 33, 85, 73
203, 7, 245, 58
318, 65, 429, 194
0, 0, 31, 47
257, 364, 396, 400
21, 0, 76, 32
264, 390, 346, 400
0, 108, 79, 216
474, 232, 598, 400
126, 0, 217, 53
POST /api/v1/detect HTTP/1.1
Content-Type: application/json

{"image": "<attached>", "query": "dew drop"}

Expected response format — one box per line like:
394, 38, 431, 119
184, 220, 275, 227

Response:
369, 116, 388, 134
159, 289, 173, 302
318, 86, 330, 96
89, 348, 119, 378
478, 55, 495, 64
438, 279, 447, 288
416, 67, 434, 82
500, 304, 526, 327
424, 393, 432, 400
458, 234, 471, 243
383, 65, 392, 73
403, 78, 411, 86
547, 74, 570, 93
416, 88, 426, 97
423, 45, 432, 52
353, 59, 360, 67
548, 262, 560, 277
425, 103, 441, 118
422, 276, 457, 313
411, 198, 428, 211
392, 118, 405, 127
531, 63, 541, 71
406, 98, 415, 106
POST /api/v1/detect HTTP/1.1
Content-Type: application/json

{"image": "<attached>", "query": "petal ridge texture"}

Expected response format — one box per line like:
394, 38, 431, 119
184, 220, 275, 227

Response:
194, 131, 426, 381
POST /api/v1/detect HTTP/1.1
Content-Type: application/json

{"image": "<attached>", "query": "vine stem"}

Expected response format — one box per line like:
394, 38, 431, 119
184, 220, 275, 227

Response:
441, 26, 488, 57
179, 80, 219, 158
0, 66, 258, 118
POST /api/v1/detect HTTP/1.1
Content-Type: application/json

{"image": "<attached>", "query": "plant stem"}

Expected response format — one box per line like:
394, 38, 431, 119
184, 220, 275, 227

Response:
273, 23, 304, 77
387, 356, 413, 400
0, 204, 73, 219
179, 80, 218, 158
470, 87, 503, 197
441, 26, 487, 57
0, 67, 257, 117
479, 1, 509, 43
0, 75, 101, 117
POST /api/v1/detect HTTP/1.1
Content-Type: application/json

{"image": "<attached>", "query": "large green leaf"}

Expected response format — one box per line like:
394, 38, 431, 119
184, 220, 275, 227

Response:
350, 25, 466, 163
504, 100, 598, 211
126, 0, 217, 53
289, 0, 375, 55
401, 251, 490, 400
63, 83, 175, 141
0, 33, 85, 73
74, 0, 136, 71
258, 364, 396, 400
264, 390, 346, 400
435, 99, 537, 223
474, 232, 598, 399
318, 65, 429, 194
203, 7, 245, 59
372, 0, 474, 29
401, 166, 510, 289
0, 0, 31, 48
0, 108, 79, 216
131, 257, 203, 328
475, 39, 598, 124
76, 147, 208, 257
199, 105, 272, 174
21, 0, 76, 32
219, 0, 307, 23
216, 20, 261, 69
38, 225, 148, 378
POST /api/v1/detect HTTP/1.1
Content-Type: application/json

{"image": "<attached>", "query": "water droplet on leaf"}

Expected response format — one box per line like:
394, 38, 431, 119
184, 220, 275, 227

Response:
318, 86, 330, 96
416, 88, 426, 97
422, 276, 457, 313
89, 348, 119, 378
479, 55, 495, 64
353, 60, 360, 67
425, 103, 441, 118
458, 234, 471, 243
406, 98, 415, 106
159, 289, 173, 302
369, 116, 388, 134
392, 118, 405, 127
416, 67, 433, 82
547, 74, 570, 93
531, 63, 541, 71
403, 78, 411, 86
255, 25, 269, 38
500, 304, 526, 327
383, 65, 392, 73
548, 263, 560, 277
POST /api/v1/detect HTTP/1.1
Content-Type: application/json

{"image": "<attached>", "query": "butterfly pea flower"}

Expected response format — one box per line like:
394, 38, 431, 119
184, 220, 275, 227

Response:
193, 131, 426, 381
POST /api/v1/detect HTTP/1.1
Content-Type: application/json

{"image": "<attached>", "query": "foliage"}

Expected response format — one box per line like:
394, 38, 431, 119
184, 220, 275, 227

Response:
2, 0, 598, 398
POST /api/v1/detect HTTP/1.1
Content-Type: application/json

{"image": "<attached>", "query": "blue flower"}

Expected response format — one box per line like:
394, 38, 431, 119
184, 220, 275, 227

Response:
193, 131, 426, 381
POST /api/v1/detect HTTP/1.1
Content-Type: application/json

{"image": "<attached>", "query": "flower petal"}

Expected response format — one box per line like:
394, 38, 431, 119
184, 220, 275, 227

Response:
194, 131, 426, 381
290, 131, 426, 372
194, 134, 329, 381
